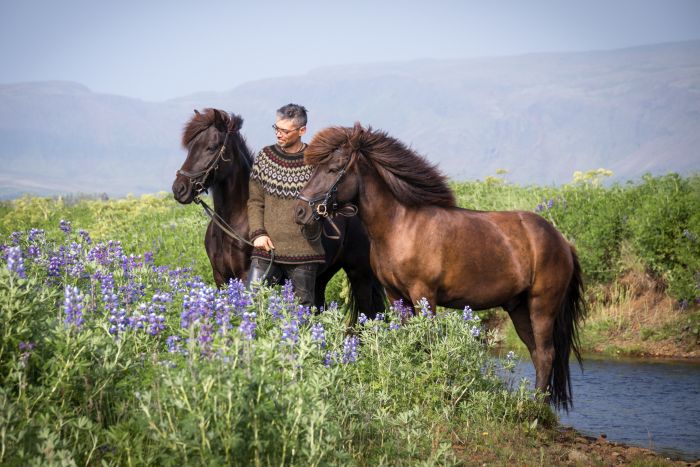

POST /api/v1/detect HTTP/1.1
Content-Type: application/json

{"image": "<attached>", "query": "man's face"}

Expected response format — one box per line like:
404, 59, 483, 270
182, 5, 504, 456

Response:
274, 118, 306, 149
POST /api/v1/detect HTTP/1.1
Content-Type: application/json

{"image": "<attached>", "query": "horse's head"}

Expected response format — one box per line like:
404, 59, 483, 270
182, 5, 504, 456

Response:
172, 109, 245, 204
295, 124, 364, 227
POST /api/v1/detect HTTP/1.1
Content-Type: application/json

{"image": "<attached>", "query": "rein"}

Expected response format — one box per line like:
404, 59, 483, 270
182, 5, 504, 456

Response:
194, 196, 275, 281
298, 157, 358, 241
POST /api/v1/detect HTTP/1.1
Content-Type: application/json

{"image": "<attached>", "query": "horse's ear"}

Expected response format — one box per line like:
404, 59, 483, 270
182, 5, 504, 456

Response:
194, 109, 201, 115
229, 114, 243, 133
212, 109, 226, 130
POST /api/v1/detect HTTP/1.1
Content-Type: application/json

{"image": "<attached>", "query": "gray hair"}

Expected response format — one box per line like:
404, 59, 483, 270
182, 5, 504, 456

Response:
276, 103, 308, 127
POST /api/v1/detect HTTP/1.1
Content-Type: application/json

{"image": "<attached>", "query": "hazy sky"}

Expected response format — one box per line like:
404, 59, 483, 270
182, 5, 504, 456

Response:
1, 0, 699, 101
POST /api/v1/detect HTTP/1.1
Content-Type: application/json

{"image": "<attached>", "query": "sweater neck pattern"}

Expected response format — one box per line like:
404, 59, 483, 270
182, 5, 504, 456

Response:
251, 145, 313, 199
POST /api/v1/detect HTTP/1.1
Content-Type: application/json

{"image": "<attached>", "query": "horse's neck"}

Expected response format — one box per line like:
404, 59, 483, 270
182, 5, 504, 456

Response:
211, 159, 250, 224
357, 168, 405, 242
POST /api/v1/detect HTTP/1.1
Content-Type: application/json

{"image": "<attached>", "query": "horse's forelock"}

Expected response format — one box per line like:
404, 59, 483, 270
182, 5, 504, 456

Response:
305, 126, 353, 166
182, 108, 235, 147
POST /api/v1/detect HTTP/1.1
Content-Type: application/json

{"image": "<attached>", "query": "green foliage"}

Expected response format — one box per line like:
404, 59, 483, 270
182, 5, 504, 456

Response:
625, 174, 700, 301
0, 220, 548, 465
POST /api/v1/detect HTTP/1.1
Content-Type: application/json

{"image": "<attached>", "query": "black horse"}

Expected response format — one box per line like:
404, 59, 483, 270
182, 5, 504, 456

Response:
171, 109, 385, 319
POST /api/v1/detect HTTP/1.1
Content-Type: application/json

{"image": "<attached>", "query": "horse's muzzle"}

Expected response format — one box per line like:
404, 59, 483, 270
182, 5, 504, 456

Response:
294, 202, 313, 226
172, 176, 194, 204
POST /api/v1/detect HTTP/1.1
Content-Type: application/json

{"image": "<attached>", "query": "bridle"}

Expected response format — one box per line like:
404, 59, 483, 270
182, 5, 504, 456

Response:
297, 155, 358, 240
176, 117, 275, 279
176, 127, 234, 195
298, 155, 355, 221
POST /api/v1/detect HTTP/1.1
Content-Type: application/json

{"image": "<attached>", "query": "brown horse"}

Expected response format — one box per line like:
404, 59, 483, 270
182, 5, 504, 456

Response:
172, 110, 385, 319
295, 123, 586, 409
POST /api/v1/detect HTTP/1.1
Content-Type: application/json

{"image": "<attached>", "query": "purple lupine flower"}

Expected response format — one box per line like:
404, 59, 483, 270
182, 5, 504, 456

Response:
311, 322, 326, 348
78, 229, 92, 244
282, 279, 295, 306
144, 251, 154, 264
108, 308, 128, 336
389, 322, 400, 331
166, 335, 182, 353
27, 245, 40, 259
87, 242, 108, 265
418, 298, 432, 318
64, 285, 85, 327
238, 311, 257, 340
358, 313, 368, 325
224, 278, 251, 315
198, 322, 214, 355
342, 335, 359, 364
547, 198, 555, 209
5, 246, 26, 278
324, 351, 333, 368
535, 203, 545, 213
505, 351, 516, 362
146, 312, 166, 336
101, 273, 118, 312
295, 304, 311, 324
10, 231, 22, 245
28, 228, 45, 243
267, 293, 284, 320
462, 305, 474, 322
281, 319, 300, 344
391, 299, 413, 321
375, 313, 385, 322
119, 280, 145, 305
59, 219, 72, 234
470, 326, 481, 338
47, 255, 62, 277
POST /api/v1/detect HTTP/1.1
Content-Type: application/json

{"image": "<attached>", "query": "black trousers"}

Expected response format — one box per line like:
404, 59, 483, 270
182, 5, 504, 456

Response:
247, 257, 319, 308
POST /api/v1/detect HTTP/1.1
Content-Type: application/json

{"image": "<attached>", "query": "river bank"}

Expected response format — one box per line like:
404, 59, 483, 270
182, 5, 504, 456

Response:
491, 266, 700, 361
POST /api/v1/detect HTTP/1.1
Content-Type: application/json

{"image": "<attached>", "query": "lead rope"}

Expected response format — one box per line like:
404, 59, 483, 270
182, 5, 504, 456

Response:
194, 196, 275, 282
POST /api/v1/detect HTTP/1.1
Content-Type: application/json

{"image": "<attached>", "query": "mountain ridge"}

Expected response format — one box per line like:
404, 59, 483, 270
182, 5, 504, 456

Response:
1, 40, 698, 198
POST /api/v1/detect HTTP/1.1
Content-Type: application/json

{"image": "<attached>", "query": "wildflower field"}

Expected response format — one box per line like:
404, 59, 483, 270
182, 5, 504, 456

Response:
0, 172, 698, 464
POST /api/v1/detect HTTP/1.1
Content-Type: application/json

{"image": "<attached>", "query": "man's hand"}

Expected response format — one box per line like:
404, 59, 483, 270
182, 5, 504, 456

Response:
253, 235, 275, 251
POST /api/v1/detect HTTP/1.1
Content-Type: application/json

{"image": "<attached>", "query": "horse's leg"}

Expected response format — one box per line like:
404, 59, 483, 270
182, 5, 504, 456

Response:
527, 295, 558, 402
408, 285, 436, 316
506, 302, 537, 361
314, 265, 338, 312
345, 267, 382, 320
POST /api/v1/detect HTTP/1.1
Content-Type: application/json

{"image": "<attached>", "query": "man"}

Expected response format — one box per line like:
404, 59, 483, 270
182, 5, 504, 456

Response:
246, 104, 324, 307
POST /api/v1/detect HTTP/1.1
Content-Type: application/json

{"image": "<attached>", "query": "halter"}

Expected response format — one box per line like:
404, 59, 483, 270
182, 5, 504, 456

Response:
176, 126, 233, 195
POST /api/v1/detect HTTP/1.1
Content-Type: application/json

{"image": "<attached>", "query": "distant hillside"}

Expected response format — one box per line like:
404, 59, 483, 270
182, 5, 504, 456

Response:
1, 41, 699, 198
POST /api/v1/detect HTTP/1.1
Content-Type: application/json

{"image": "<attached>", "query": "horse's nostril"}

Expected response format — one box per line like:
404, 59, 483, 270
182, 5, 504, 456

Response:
172, 180, 189, 201
295, 204, 307, 223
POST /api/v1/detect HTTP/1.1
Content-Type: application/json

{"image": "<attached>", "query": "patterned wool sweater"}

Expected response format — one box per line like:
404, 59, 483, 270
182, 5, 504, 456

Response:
248, 144, 325, 264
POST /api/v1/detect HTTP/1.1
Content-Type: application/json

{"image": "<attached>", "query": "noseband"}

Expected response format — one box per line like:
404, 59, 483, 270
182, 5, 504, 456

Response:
176, 126, 234, 195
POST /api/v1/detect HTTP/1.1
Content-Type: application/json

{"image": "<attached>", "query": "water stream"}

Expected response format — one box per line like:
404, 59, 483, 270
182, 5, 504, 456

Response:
504, 355, 700, 461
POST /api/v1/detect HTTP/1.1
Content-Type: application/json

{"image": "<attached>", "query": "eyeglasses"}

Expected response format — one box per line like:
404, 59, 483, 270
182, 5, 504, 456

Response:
272, 124, 303, 135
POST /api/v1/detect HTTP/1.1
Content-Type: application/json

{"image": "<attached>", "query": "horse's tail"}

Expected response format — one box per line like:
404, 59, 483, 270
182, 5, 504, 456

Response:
346, 272, 387, 326
550, 245, 587, 411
